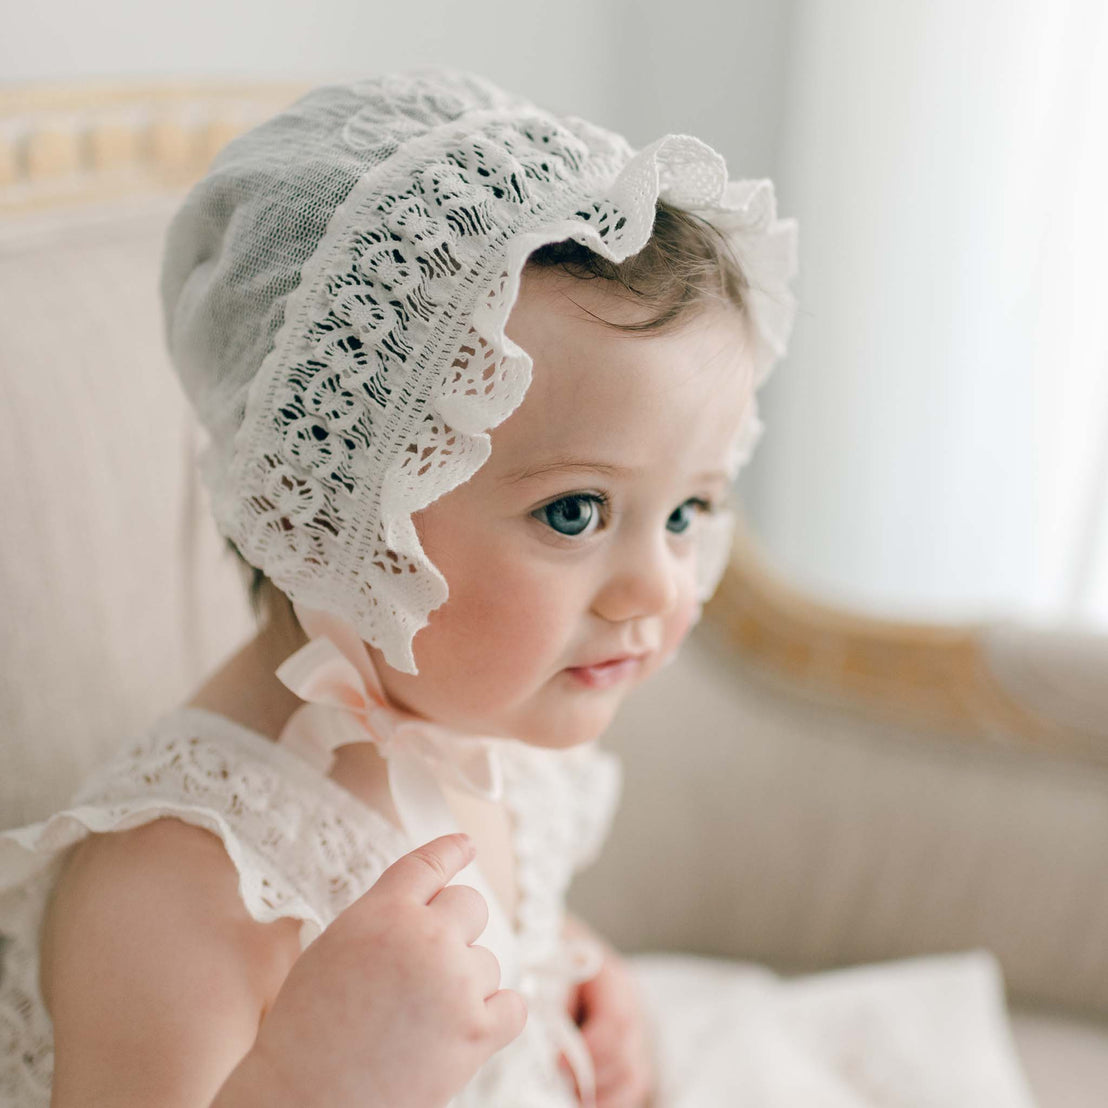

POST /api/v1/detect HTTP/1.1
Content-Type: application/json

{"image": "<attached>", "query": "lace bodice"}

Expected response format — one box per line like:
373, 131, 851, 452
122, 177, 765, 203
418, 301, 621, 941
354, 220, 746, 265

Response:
0, 707, 622, 1106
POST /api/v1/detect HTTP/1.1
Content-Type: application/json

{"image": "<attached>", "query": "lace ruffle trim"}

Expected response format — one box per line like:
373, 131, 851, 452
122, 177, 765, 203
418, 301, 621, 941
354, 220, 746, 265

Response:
499, 739, 623, 955
1, 710, 408, 938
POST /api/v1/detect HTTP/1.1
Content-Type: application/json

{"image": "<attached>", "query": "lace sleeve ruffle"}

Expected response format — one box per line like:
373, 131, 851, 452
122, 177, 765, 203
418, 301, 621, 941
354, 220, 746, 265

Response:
1, 708, 408, 948
0, 708, 412, 1105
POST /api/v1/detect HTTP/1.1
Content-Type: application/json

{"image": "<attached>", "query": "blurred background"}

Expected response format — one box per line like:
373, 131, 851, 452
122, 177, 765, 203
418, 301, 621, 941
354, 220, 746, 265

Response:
4, 0, 1106, 631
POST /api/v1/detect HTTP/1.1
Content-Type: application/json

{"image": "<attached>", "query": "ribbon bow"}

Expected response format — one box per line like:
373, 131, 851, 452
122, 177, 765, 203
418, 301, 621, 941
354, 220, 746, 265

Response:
275, 633, 502, 802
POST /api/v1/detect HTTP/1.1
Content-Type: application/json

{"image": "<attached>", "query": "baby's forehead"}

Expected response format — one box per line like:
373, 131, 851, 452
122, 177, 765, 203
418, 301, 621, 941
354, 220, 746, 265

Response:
489, 278, 752, 485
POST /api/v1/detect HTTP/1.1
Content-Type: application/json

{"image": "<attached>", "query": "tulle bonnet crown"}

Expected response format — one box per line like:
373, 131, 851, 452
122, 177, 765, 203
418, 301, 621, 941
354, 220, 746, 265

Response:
160, 69, 797, 674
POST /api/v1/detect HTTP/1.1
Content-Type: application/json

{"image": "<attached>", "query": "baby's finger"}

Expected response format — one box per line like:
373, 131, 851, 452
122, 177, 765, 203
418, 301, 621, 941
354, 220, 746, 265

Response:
484, 987, 528, 1052
581, 1013, 630, 1059
467, 942, 502, 1000
593, 1055, 632, 1093
594, 1048, 654, 1107
429, 881, 489, 944
370, 833, 476, 905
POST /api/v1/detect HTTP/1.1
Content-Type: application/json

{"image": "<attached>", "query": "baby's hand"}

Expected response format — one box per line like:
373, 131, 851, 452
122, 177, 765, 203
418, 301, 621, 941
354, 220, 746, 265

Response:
561, 919, 656, 1108
214, 833, 526, 1108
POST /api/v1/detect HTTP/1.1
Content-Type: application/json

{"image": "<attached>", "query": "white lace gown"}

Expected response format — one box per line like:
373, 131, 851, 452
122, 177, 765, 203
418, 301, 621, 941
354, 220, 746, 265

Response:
0, 708, 1037, 1107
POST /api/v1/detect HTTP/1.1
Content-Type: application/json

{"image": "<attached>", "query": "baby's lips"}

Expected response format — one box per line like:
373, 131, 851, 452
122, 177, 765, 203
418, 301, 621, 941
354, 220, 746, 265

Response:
570, 649, 651, 670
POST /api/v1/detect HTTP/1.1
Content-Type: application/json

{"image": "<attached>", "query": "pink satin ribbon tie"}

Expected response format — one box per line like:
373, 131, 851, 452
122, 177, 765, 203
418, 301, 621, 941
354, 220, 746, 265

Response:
274, 635, 501, 800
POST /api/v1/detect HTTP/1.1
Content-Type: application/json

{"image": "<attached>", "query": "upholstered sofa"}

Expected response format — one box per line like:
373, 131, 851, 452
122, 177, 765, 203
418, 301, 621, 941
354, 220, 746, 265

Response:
2, 82, 1107, 1106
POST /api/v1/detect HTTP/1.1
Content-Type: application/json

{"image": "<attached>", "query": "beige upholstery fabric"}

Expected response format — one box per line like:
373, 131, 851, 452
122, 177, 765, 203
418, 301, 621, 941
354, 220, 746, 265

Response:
0, 200, 254, 827
1011, 1009, 1108, 1108
985, 620, 1108, 738
571, 628, 1108, 1020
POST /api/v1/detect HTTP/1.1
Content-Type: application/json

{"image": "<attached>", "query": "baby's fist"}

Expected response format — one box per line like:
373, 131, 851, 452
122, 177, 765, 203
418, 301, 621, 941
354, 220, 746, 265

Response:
215, 833, 526, 1108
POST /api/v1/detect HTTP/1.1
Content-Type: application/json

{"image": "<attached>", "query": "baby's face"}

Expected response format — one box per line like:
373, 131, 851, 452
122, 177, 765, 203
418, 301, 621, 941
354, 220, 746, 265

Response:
366, 267, 753, 748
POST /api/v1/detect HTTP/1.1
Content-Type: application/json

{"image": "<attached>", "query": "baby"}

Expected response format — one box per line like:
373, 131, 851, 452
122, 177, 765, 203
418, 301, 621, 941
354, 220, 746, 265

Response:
0, 70, 1037, 1108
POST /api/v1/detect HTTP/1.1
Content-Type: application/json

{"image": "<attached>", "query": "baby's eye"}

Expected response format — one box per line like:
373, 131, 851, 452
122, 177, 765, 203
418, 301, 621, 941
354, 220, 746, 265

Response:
532, 494, 604, 537
666, 498, 712, 535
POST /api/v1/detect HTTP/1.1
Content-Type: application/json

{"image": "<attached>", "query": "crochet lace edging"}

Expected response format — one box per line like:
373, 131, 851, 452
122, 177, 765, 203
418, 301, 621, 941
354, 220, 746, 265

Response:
1, 804, 325, 936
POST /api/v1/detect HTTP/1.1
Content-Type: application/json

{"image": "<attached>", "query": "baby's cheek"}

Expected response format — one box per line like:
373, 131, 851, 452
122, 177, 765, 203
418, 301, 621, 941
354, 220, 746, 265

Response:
654, 589, 700, 671
509, 578, 573, 658
464, 564, 569, 674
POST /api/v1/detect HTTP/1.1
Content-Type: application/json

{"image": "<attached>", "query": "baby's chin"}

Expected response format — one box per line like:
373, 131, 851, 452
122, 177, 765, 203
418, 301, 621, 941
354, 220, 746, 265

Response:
510, 715, 616, 749
503, 678, 647, 749
427, 682, 630, 749
495, 644, 693, 748
377, 647, 678, 749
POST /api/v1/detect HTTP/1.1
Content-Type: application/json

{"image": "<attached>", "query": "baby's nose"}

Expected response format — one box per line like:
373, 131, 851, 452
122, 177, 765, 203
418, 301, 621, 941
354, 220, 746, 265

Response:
591, 538, 680, 623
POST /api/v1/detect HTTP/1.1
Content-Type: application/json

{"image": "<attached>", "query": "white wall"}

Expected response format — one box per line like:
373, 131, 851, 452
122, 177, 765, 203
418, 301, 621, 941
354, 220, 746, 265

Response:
1, 0, 793, 179
605, 0, 794, 178
0, 0, 615, 121
744, 0, 1108, 628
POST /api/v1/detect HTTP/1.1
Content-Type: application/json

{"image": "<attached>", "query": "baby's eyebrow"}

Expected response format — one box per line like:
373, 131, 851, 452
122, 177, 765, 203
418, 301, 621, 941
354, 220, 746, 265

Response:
501, 459, 728, 485
502, 459, 631, 484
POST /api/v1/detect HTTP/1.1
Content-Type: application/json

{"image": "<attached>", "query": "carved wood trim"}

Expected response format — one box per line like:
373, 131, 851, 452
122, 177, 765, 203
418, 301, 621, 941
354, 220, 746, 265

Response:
706, 522, 1106, 762
0, 80, 308, 212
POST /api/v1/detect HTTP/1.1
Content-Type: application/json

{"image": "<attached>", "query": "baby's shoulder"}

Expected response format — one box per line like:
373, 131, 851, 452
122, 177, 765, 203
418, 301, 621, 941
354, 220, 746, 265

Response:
40, 817, 301, 1019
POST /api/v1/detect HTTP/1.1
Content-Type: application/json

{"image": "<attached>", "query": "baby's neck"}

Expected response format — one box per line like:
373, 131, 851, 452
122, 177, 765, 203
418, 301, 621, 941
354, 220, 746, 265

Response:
185, 620, 308, 743
185, 620, 405, 827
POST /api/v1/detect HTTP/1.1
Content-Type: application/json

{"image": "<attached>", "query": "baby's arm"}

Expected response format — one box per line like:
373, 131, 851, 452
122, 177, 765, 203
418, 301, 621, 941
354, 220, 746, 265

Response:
42, 817, 298, 1107
42, 820, 524, 1107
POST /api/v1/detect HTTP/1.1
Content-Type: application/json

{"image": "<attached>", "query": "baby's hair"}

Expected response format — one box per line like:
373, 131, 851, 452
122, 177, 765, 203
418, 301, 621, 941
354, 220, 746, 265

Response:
527, 200, 748, 332
229, 199, 750, 639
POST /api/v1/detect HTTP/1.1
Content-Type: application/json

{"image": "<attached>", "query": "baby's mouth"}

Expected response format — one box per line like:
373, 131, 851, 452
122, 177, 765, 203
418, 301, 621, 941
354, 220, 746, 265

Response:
563, 655, 646, 690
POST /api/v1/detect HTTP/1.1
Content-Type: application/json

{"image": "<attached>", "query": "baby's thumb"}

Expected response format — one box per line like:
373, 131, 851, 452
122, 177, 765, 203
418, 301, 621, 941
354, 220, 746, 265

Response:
371, 833, 477, 904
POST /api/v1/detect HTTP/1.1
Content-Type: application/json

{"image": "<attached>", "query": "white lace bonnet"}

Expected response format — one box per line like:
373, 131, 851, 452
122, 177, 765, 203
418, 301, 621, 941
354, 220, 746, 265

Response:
161, 70, 797, 675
